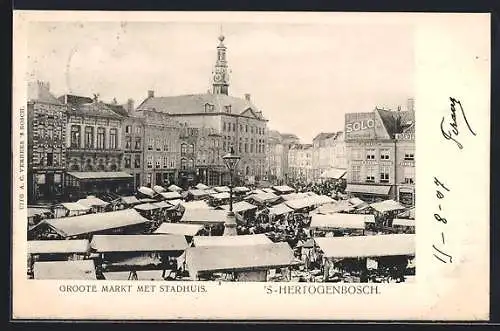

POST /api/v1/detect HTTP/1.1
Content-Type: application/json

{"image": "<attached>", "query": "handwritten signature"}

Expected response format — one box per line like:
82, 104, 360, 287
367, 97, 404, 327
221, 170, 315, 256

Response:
440, 97, 477, 149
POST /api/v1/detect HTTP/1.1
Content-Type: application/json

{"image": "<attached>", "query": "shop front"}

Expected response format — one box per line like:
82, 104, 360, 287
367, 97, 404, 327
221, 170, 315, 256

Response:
29, 170, 65, 203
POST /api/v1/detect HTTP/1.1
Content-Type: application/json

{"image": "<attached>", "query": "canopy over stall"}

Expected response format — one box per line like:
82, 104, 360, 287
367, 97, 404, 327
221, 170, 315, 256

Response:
195, 183, 210, 190
152, 201, 173, 209
185, 242, 300, 276
369, 199, 407, 213
134, 203, 161, 212
233, 186, 250, 193
28, 239, 90, 255
77, 196, 109, 208
251, 189, 267, 195
218, 201, 258, 213
33, 260, 97, 280
154, 223, 204, 236
272, 185, 295, 194
210, 192, 231, 200
138, 186, 156, 198
397, 207, 415, 219
192, 234, 272, 247
213, 186, 230, 193
392, 219, 416, 227
312, 201, 353, 215
314, 234, 415, 258
203, 189, 218, 195
27, 207, 52, 218
180, 208, 227, 225
38, 209, 149, 238
159, 191, 183, 200
90, 234, 188, 253
180, 200, 211, 210
285, 195, 334, 210
309, 213, 373, 230
139, 198, 157, 203
268, 203, 295, 216
262, 188, 277, 194
120, 196, 141, 205
320, 168, 347, 180
187, 189, 209, 198
247, 192, 280, 204
153, 185, 166, 193
346, 184, 391, 196
168, 184, 183, 192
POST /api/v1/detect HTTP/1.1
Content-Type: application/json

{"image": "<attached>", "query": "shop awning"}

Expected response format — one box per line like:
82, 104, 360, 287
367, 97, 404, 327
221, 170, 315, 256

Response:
90, 234, 188, 253
320, 168, 347, 179
193, 234, 273, 247
77, 196, 109, 208
120, 196, 141, 205
154, 223, 204, 236
309, 213, 372, 230
272, 185, 295, 194
27, 207, 52, 218
315, 234, 415, 258
233, 186, 250, 193
188, 189, 209, 197
33, 260, 97, 280
210, 192, 231, 200
268, 203, 295, 216
345, 184, 391, 195
153, 185, 166, 193
213, 186, 230, 193
28, 239, 90, 254
195, 183, 210, 190
168, 184, 183, 192
180, 200, 211, 210
180, 208, 227, 224
185, 242, 300, 274
134, 203, 161, 211
219, 201, 258, 213
42, 209, 149, 237
67, 171, 133, 180
370, 199, 407, 213
392, 218, 415, 227
160, 191, 182, 200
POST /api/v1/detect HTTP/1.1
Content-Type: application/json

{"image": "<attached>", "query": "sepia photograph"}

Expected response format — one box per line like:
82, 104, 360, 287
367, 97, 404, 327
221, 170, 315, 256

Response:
12, 11, 489, 320
25, 20, 416, 283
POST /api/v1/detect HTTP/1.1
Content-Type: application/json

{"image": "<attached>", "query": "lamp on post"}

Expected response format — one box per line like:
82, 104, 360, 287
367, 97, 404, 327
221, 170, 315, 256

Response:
222, 147, 240, 236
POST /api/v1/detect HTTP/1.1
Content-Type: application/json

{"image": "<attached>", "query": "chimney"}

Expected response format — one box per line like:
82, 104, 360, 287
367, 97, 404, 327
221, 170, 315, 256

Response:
244, 93, 251, 101
126, 98, 135, 114
148, 90, 155, 98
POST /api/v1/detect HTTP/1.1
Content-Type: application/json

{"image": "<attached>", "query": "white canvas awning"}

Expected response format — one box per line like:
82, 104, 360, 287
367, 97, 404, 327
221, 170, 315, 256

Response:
180, 208, 227, 224
160, 191, 182, 200
134, 203, 161, 211
188, 189, 209, 197
28, 239, 90, 254
320, 168, 347, 179
33, 260, 97, 280
233, 186, 250, 193
213, 186, 230, 193
210, 192, 231, 200
154, 223, 204, 236
248, 192, 280, 204
180, 200, 211, 210
77, 196, 109, 208
168, 184, 183, 192
192, 234, 273, 247
27, 207, 52, 218
309, 213, 372, 230
272, 185, 295, 194
195, 183, 209, 190
138, 186, 156, 198
120, 196, 141, 205
153, 185, 166, 193
268, 203, 295, 216
219, 201, 258, 213
370, 199, 407, 213
346, 184, 391, 195
315, 234, 415, 258
90, 234, 188, 253
392, 218, 415, 227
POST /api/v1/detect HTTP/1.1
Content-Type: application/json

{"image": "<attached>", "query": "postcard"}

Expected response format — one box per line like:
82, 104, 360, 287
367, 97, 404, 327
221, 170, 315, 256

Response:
12, 11, 490, 320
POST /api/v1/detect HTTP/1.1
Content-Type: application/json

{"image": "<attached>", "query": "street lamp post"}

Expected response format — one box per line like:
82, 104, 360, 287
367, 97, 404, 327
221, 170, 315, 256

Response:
222, 147, 240, 236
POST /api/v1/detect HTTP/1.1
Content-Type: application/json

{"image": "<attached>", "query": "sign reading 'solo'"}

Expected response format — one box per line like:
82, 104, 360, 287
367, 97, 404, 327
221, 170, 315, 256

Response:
345, 112, 376, 140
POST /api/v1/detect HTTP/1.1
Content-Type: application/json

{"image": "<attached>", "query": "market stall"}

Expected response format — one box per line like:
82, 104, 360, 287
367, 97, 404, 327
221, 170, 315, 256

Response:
309, 213, 371, 236
168, 184, 183, 192
192, 233, 272, 247
32, 260, 97, 280
77, 196, 110, 213
272, 185, 296, 195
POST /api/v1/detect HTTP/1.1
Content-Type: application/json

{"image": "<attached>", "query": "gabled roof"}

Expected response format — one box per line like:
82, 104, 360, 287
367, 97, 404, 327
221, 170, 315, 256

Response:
375, 108, 399, 138
105, 103, 129, 117
136, 93, 266, 120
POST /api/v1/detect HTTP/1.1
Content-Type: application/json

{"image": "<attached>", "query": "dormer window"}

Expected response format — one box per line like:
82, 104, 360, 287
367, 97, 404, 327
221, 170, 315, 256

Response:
224, 105, 232, 113
204, 103, 215, 113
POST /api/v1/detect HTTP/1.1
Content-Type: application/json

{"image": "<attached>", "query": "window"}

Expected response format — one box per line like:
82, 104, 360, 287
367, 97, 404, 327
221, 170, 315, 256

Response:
380, 165, 390, 183
380, 149, 390, 160
148, 138, 154, 150
188, 144, 194, 154
250, 139, 254, 153
366, 149, 376, 160
251, 126, 254, 134
163, 139, 169, 151
163, 156, 168, 168
109, 128, 117, 149
155, 158, 161, 169
147, 156, 153, 168
125, 136, 132, 149
125, 125, 132, 134
181, 158, 187, 170
46, 153, 53, 166
156, 138, 161, 151
170, 160, 175, 168
366, 166, 376, 183
70, 125, 81, 148
404, 152, 415, 161
225, 105, 232, 113
147, 174, 152, 186
124, 155, 131, 168
245, 125, 248, 132
47, 128, 53, 140
404, 167, 415, 184
84, 126, 94, 148
223, 141, 226, 150
96, 127, 105, 149
232, 123, 236, 132
135, 126, 141, 134
223, 122, 226, 131
135, 138, 141, 150
134, 154, 141, 168
240, 124, 243, 132
205, 103, 214, 113
188, 159, 194, 168
181, 143, 187, 155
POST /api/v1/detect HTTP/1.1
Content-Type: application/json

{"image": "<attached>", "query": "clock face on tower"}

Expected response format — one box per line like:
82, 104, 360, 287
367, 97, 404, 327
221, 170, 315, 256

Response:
214, 73, 223, 82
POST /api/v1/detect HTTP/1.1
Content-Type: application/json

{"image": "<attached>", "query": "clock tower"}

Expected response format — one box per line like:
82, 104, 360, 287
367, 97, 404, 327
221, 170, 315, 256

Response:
212, 34, 230, 95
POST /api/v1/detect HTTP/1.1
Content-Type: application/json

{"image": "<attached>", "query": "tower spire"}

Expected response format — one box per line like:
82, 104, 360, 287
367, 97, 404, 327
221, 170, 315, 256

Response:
212, 30, 229, 95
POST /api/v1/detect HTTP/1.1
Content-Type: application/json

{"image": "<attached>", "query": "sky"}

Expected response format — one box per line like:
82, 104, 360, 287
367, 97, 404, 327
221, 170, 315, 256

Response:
27, 20, 414, 142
